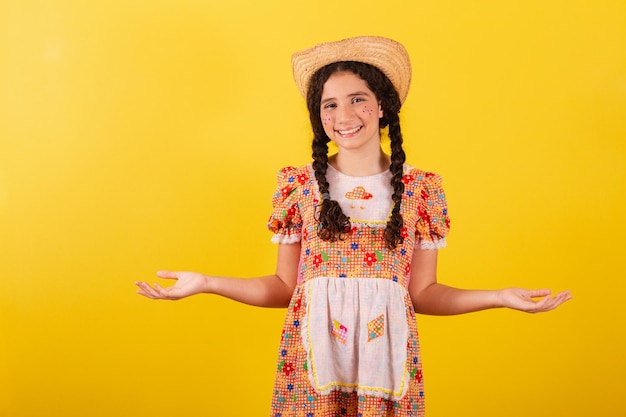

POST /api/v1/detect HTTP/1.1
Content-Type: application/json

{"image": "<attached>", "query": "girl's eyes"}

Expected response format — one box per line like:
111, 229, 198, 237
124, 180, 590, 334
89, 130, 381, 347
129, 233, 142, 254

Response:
322, 98, 365, 109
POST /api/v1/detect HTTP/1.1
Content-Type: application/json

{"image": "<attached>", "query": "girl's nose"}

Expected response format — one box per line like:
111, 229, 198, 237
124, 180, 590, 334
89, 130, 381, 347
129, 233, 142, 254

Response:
336, 104, 355, 122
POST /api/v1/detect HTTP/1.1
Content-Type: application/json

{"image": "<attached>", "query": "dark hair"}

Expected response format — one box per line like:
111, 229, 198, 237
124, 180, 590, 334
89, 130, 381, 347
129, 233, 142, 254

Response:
306, 61, 406, 250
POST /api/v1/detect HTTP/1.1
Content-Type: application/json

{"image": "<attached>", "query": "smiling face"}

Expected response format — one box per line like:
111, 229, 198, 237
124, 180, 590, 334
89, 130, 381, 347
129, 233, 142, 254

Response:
319, 71, 384, 155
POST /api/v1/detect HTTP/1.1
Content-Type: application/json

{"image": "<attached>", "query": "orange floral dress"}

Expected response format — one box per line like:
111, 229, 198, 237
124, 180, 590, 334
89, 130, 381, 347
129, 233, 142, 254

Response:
267, 164, 450, 417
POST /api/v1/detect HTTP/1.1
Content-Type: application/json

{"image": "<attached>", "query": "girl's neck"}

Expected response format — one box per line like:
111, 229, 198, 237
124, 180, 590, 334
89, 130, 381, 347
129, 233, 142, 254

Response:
328, 148, 391, 177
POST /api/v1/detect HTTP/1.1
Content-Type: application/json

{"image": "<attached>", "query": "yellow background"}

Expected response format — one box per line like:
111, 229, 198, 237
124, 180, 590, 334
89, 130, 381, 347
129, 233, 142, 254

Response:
1, 1, 625, 416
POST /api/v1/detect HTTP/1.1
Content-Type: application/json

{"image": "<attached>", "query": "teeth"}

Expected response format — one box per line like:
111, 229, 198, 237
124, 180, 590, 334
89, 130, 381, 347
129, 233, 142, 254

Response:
338, 126, 361, 135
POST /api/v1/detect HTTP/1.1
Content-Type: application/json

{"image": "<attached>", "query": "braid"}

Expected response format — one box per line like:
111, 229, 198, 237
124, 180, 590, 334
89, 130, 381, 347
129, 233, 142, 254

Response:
308, 65, 351, 242
311, 134, 351, 241
374, 66, 405, 250
384, 114, 406, 250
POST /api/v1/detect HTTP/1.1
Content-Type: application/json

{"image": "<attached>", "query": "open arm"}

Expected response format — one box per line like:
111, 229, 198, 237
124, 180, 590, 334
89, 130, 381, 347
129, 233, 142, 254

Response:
407, 248, 572, 315
135, 242, 301, 308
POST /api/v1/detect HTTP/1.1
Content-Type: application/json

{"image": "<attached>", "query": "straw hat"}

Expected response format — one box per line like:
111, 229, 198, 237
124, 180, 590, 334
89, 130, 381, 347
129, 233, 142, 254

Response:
291, 36, 412, 104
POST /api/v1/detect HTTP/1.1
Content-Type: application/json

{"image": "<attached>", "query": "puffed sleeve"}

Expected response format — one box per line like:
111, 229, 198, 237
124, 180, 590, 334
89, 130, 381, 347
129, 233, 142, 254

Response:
415, 172, 450, 250
267, 166, 303, 244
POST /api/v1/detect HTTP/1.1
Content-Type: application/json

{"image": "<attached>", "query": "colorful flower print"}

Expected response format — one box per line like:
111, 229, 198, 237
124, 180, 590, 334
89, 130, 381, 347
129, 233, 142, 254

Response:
415, 369, 423, 383
296, 173, 308, 185
282, 362, 295, 376
293, 297, 302, 313
280, 186, 294, 198
364, 252, 377, 266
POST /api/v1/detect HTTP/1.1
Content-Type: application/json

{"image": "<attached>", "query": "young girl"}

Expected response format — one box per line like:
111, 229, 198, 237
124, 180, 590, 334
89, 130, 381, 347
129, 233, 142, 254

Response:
135, 36, 571, 417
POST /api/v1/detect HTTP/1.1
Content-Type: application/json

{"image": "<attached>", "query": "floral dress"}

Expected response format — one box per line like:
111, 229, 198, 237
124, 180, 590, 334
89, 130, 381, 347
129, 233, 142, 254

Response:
267, 163, 450, 417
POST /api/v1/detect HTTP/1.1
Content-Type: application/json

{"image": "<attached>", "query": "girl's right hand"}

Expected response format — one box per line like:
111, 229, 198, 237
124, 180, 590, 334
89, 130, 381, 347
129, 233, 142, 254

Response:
135, 271, 209, 300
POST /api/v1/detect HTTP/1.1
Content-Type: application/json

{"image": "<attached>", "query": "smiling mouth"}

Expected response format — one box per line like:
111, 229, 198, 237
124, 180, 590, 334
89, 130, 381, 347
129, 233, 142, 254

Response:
337, 126, 362, 135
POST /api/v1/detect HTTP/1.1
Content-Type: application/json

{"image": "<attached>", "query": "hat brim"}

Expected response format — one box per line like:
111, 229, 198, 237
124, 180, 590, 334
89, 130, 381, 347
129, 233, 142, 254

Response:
291, 36, 412, 104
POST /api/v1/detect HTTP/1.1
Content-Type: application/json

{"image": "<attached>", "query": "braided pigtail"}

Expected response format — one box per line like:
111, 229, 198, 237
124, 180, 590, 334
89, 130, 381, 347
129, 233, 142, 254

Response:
368, 68, 405, 250
308, 64, 351, 242
312, 135, 351, 241
384, 114, 406, 250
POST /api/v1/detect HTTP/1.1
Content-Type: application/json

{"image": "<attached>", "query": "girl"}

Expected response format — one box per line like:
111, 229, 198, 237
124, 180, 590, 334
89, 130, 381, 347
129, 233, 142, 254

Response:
135, 36, 571, 417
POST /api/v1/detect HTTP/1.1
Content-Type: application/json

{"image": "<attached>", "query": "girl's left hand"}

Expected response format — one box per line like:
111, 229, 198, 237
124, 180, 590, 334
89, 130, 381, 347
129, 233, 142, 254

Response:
497, 288, 572, 313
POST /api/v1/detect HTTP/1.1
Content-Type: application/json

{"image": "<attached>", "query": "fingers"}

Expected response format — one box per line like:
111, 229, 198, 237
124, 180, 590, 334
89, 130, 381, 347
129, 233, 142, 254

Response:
504, 287, 572, 313
135, 281, 175, 300
135, 281, 161, 299
527, 290, 572, 313
552, 290, 573, 307
135, 271, 187, 300
156, 270, 179, 280
153, 282, 173, 297
528, 288, 552, 299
